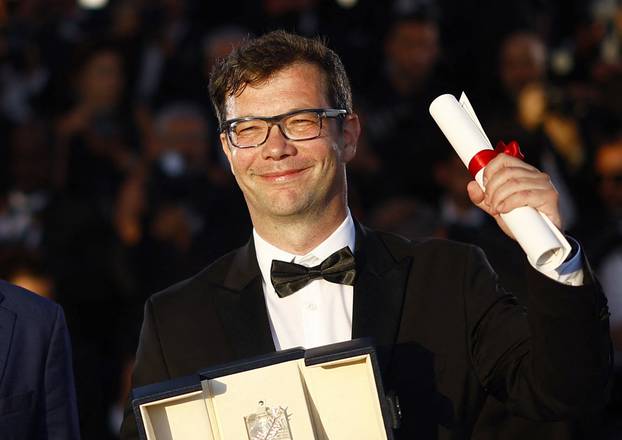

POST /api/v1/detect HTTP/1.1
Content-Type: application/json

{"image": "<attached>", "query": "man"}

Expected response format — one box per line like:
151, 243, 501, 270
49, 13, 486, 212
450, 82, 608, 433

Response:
0, 279, 80, 439
589, 137, 622, 436
121, 31, 611, 439
360, 10, 447, 208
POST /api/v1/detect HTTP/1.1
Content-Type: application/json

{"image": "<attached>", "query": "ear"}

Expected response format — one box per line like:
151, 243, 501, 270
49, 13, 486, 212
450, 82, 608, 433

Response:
341, 112, 361, 163
220, 132, 235, 175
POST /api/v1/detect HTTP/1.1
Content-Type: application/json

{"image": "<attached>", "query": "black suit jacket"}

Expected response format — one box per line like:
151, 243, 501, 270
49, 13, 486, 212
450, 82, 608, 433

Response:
121, 225, 611, 439
0, 280, 80, 440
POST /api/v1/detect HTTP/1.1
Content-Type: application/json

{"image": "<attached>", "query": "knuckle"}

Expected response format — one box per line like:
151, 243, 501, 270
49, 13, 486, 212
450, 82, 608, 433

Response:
506, 176, 523, 189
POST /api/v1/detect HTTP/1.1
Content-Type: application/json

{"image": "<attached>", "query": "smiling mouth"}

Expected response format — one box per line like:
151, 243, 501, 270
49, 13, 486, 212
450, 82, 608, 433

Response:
258, 167, 310, 182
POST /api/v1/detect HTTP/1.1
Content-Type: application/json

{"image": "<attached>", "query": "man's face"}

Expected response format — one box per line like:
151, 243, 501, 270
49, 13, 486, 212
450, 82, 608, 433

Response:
79, 50, 124, 109
500, 35, 546, 97
385, 21, 439, 84
220, 62, 359, 223
160, 117, 208, 167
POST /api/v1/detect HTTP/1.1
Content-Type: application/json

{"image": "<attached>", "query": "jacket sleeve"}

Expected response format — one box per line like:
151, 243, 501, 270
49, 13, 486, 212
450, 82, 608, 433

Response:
120, 298, 170, 440
466, 245, 612, 420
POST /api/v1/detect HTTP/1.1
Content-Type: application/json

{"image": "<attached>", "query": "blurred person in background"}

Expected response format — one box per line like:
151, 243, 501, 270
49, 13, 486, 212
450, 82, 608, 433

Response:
47, 37, 137, 320
114, 102, 250, 300
107, 0, 146, 94
582, 135, 622, 438
54, 40, 142, 204
0, 119, 54, 252
46, 40, 143, 440
134, 0, 204, 108
484, 30, 581, 230
0, 32, 50, 125
257, 0, 321, 35
556, 2, 622, 181
359, 6, 449, 209
584, 137, 622, 352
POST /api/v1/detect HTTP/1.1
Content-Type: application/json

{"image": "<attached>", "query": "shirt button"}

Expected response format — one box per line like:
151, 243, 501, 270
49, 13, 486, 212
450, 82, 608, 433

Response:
306, 303, 318, 311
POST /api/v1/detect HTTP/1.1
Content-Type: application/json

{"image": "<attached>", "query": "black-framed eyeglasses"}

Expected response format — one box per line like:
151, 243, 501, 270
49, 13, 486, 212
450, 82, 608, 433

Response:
221, 108, 347, 148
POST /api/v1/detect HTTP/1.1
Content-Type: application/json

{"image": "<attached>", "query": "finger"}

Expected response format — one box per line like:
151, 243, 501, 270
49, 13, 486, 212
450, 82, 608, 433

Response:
496, 189, 562, 230
484, 164, 550, 203
488, 175, 553, 211
495, 187, 558, 213
482, 153, 537, 186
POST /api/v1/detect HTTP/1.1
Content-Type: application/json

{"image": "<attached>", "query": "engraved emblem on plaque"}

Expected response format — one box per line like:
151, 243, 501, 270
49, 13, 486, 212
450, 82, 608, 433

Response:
244, 400, 293, 440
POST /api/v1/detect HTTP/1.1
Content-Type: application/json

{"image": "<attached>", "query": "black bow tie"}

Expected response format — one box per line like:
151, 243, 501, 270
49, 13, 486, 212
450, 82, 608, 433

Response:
270, 246, 356, 298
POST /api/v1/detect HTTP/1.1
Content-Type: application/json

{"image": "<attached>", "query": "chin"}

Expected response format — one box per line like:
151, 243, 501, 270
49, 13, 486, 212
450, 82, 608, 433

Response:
265, 195, 314, 218
268, 203, 310, 218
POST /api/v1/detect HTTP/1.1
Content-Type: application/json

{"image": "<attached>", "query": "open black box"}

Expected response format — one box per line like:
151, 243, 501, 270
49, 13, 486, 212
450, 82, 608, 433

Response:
131, 338, 397, 439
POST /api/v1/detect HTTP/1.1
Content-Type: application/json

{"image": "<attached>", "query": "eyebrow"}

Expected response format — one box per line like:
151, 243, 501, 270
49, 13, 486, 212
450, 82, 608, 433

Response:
229, 107, 320, 120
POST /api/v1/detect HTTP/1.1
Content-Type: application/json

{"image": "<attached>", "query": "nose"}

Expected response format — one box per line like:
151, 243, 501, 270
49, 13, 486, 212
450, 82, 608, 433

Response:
260, 124, 296, 160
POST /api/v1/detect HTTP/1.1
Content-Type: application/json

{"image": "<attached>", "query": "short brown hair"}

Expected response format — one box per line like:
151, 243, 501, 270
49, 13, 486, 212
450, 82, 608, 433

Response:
208, 30, 352, 128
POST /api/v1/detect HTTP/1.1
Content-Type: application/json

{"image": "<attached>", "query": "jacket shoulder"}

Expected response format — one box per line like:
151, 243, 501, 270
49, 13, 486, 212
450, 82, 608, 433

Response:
370, 228, 480, 261
0, 279, 60, 322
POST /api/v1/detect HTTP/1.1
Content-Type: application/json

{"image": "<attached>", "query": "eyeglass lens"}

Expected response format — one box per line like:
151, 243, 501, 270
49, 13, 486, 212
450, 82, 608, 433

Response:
230, 111, 321, 147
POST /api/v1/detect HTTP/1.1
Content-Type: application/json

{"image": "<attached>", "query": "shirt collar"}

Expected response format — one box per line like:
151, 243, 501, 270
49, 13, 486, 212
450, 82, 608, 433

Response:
253, 210, 356, 285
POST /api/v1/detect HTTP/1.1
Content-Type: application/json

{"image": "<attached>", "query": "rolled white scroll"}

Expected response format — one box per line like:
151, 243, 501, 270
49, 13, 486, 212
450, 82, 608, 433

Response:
429, 92, 572, 271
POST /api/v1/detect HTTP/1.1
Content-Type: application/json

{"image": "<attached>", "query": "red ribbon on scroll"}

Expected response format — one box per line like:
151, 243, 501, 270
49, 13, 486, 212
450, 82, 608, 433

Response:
467, 140, 525, 178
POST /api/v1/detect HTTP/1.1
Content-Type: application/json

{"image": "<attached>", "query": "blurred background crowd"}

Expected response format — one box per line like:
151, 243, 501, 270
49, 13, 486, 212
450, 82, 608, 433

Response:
1, 0, 622, 438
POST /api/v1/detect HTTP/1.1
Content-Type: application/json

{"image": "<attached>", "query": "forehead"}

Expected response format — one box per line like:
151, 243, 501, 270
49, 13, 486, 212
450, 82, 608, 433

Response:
224, 62, 329, 119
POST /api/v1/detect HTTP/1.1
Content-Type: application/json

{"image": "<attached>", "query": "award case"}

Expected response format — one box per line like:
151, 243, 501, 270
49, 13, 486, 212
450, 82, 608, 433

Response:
131, 338, 397, 439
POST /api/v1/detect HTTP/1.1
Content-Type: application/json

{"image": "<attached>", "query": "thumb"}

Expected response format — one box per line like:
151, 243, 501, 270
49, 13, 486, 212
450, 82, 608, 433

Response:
467, 180, 485, 205
467, 180, 496, 217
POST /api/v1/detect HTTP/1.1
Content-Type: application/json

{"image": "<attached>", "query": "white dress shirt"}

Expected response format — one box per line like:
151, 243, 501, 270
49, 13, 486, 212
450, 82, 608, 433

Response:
253, 210, 584, 350
254, 212, 356, 350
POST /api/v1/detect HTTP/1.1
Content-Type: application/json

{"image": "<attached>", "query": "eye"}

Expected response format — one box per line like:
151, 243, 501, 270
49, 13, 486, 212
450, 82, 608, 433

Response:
286, 112, 320, 131
233, 120, 265, 136
291, 114, 317, 124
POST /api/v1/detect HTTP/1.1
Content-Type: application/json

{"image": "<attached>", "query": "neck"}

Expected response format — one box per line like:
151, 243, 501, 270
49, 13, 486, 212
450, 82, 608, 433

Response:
252, 203, 348, 255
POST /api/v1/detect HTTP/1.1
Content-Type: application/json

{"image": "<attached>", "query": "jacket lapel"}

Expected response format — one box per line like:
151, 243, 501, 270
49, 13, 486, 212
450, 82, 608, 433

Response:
352, 224, 411, 351
211, 224, 412, 360
0, 291, 16, 388
213, 238, 276, 359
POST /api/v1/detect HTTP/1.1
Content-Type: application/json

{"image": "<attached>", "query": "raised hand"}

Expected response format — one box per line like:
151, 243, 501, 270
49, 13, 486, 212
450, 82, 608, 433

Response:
466, 153, 562, 240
